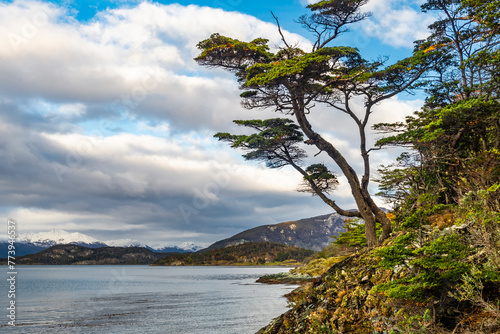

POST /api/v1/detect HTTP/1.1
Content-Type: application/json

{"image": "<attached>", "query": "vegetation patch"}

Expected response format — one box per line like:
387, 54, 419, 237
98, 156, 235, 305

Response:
152, 242, 314, 266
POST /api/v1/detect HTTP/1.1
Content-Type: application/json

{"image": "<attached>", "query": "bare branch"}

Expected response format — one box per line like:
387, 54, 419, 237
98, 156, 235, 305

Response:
271, 11, 291, 49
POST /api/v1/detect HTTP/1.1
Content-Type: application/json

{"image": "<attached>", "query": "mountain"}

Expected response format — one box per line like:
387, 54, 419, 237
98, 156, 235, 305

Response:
0, 229, 108, 256
101, 239, 202, 253
0, 229, 204, 256
177, 241, 206, 252
205, 213, 348, 252
4, 212, 348, 258
102, 238, 144, 248
19, 229, 107, 248
10, 244, 166, 265
152, 242, 315, 266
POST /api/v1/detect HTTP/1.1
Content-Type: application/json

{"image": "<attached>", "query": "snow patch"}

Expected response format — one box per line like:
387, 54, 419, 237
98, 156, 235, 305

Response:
19, 229, 101, 246
103, 238, 144, 247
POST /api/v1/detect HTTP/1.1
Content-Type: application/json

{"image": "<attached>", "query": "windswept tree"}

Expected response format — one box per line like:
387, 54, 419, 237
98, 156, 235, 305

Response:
196, 0, 438, 246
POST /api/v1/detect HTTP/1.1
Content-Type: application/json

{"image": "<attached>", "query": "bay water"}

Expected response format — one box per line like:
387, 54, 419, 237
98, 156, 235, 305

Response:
0, 266, 297, 333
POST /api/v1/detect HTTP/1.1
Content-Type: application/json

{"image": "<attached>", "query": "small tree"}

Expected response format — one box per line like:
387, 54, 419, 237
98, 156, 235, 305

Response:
196, 0, 437, 246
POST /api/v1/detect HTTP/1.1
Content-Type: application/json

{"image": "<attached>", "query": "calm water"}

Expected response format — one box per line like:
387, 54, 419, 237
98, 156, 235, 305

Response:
0, 266, 297, 333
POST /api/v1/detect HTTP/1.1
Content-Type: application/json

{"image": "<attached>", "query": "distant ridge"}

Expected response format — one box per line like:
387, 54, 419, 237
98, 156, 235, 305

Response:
0, 229, 205, 256
205, 213, 348, 252
12, 244, 166, 265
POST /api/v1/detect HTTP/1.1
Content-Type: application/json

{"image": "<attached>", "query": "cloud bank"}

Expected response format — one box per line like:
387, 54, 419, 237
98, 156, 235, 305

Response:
0, 0, 424, 245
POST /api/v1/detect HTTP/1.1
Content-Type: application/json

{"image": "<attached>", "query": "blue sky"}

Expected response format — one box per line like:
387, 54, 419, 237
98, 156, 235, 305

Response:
0, 0, 434, 246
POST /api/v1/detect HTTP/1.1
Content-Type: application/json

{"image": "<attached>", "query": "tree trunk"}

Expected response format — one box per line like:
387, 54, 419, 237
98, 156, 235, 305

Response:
363, 211, 378, 247
294, 101, 381, 246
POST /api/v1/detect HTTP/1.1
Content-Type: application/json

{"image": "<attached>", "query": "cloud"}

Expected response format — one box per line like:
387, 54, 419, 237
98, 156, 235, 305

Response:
0, 0, 425, 245
0, 97, 335, 244
0, 0, 320, 244
361, 0, 435, 48
0, 1, 310, 130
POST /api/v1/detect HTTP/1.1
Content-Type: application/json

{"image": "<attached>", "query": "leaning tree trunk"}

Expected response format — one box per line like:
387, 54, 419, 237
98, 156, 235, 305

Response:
294, 100, 381, 246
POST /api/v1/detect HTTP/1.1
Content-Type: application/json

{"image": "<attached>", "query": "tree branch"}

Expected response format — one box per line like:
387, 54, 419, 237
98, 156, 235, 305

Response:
271, 11, 291, 49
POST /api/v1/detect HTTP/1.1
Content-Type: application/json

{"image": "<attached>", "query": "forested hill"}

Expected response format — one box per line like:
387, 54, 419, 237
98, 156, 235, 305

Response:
152, 242, 314, 266
205, 213, 346, 251
9, 244, 166, 265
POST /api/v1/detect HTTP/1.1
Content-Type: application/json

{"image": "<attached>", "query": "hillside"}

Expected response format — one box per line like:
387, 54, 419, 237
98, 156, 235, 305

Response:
206, 213, 347, 252
258, 228, 500, 333
9, 244, 167, 265
257, 195, 500, 333
152, 242, 314, 266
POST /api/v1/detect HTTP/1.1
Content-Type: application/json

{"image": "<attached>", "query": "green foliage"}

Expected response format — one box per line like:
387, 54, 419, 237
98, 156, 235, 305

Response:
197, 0, 441, 247
195, 33, 271, 78
307, 0, 366, 13
244, 47, 362, 87
375, 233, 473, 302
214, 118, 306, 168
333, 219, 383, 248
412, 234, 471, 281
333, 220, 367, 247
376, 232, 416, 269
153, 242, 314, 266
300, 164, 339, 194
304, 164, 337, 182
400, 202, 451, 229
374, 0, 500, 214
462, 0, 500, 30
372, 187, 500, 327
391, 309, 433, 334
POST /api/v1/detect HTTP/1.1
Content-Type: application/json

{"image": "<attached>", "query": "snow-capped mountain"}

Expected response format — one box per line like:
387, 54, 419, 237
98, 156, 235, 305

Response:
19, 229, 107, 248
177, 241, 206, 252
2, 229, 205, 256
103, 238, 144, 248
102, 239, 207, 252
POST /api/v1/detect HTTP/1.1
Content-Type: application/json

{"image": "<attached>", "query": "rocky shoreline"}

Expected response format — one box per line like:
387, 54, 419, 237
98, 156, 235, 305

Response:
256, 271, 314, 285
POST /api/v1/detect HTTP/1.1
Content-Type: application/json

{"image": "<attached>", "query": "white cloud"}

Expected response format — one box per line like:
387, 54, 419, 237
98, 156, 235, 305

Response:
0, 1, 310, 130
41, 131, 301, 196
5, 208, 120, 232
361, 0, 434, 48
0, 104, 317, 243
307, 94, 420, 176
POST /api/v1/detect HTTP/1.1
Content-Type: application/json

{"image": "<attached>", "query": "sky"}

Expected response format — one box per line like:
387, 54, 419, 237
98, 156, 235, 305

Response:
0, 0, 436, 247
